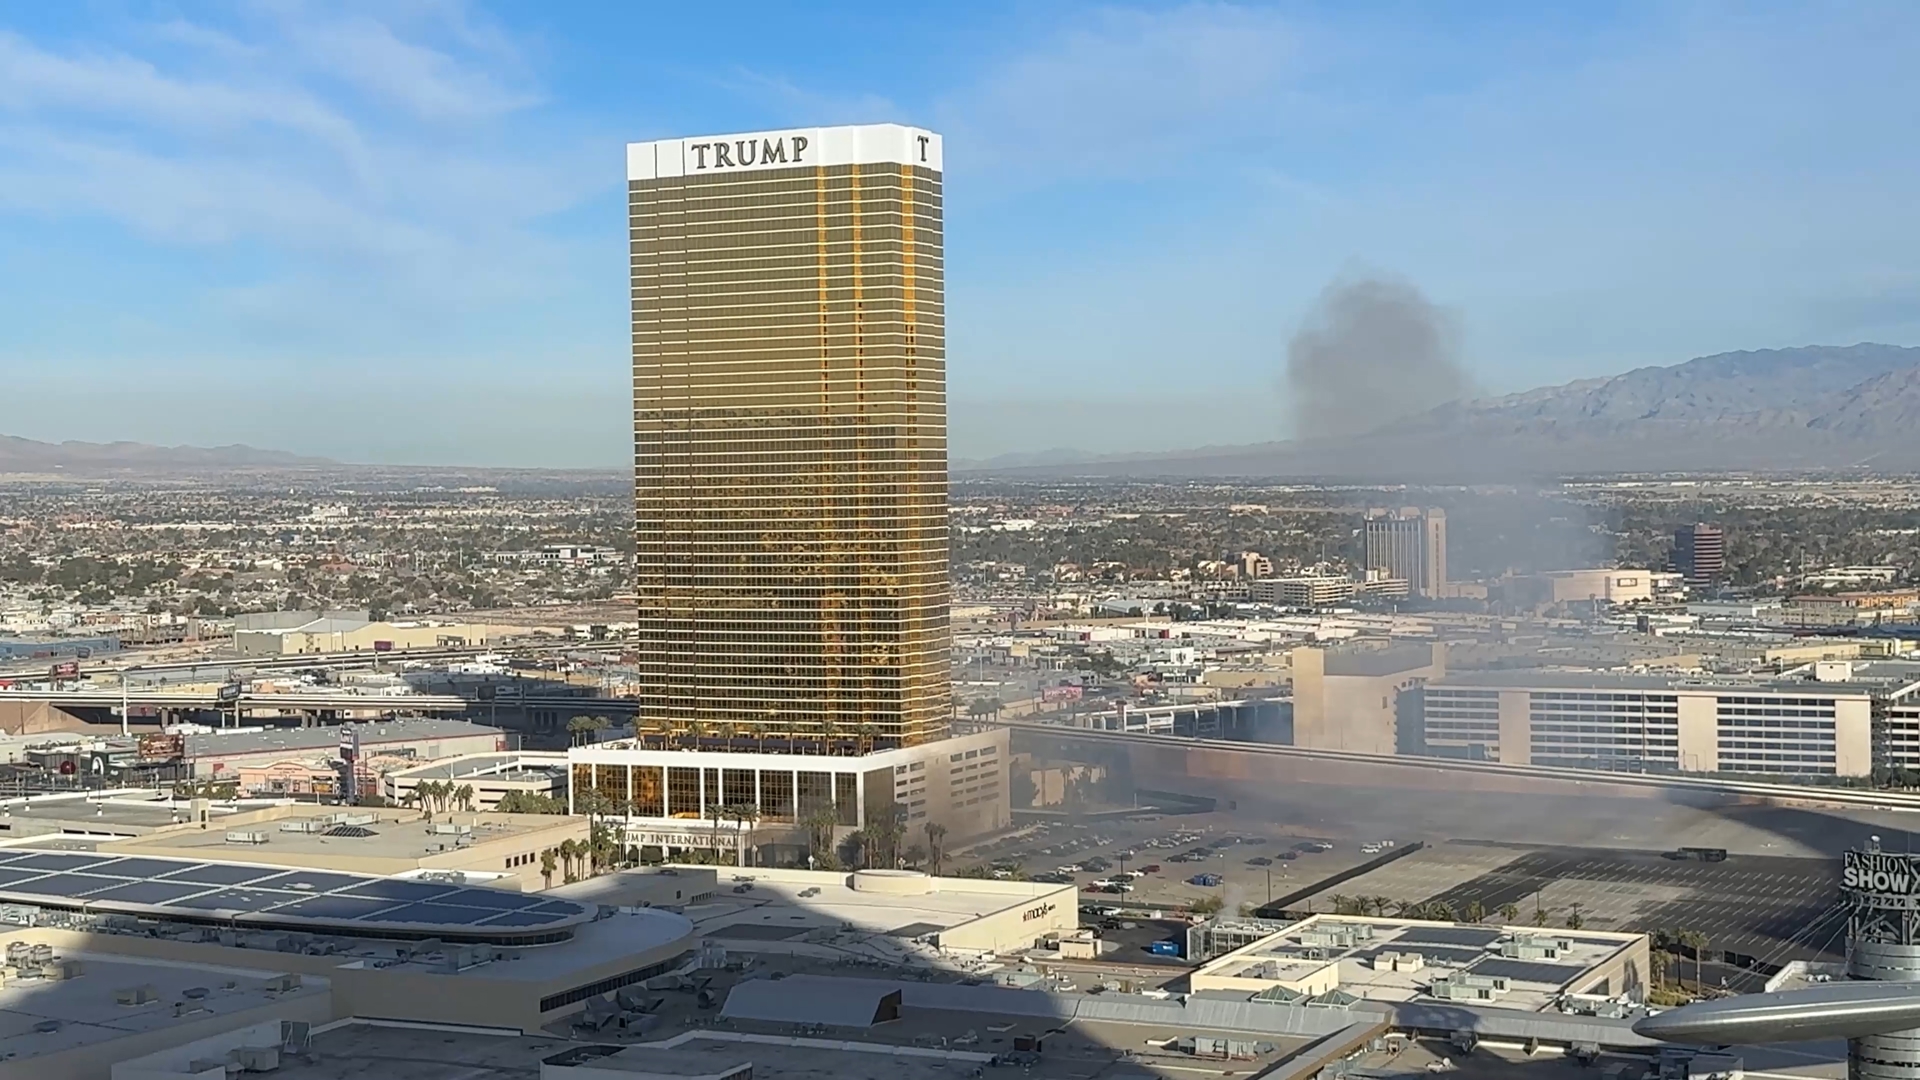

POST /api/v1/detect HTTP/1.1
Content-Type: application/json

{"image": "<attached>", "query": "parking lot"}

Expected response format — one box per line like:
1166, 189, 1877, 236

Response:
957, 812, 1406, 935
1278, 839, 1848, 989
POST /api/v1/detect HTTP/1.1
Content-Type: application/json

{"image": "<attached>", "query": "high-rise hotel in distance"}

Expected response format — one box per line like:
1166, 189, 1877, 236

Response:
577, 125, 1003, 864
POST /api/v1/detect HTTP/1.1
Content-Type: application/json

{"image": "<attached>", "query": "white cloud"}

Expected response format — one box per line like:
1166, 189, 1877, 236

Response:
0, 4, 611, 337
936, 3, 1305, 182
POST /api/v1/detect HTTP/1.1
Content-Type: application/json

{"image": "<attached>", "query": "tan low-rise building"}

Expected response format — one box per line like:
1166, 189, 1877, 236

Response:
95, 803, 589, 892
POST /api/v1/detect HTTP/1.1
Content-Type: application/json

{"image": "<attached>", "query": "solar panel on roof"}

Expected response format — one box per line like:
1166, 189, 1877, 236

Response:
11, 853, 108, 873
339, 880, 459, 904
2, 874, 121, 897
252, 870, 362, 893
478, 908, 567, 927
0, 847, 594, 940
92, 857, 204, 879
273, 896, 404, 921
365, 901, 502, 926
1359, 944, 1487, 964
1472, 958, 1587, 985
157, 863, 285, 886
1398, 927, 1503, 947
432, 888, 545, 911
87, 880, 218, 906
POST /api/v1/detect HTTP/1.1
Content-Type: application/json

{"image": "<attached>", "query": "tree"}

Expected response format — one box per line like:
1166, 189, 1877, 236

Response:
867, 804, 907, 869
539, 848, 557, 890
567, 715, 609, 747
708, 803, 731, 864
1679, 930, 1709, 992
1464, 899, 1487, 924
1532, 906, 1550, 927
730, 803, 761, 867
1190, 895, 1225, 915
456, 784, 475, 813
590, 821, 619, 875
1565, 903, 1585, 931
1498, 903, 1521, 925
925, 822, 948, 876
496, 791, 565, 814
558, 838, 581, 883
802, 804, 840, 869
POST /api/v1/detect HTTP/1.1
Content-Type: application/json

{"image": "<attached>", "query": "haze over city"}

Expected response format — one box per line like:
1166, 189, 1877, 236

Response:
4, 2, 1917, 466
5, 6, 1920, 1080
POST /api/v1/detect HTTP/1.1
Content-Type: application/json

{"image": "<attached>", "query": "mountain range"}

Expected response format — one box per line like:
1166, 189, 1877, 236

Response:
0, 435, 331, 474
10, 343, 1920, 478
958, 343, 1920, 479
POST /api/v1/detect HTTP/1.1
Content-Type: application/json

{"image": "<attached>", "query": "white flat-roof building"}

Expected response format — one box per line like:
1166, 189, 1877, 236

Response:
1190, 914, 1648, 1012
1418, 665, 1920, 777
383, 751, 567, 811
568, 729, 1009, 865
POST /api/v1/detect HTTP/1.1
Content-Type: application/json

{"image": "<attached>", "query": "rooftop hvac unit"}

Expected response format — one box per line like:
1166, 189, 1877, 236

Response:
230, 1046, 281, 1072
263, 973, 303, 993
279, 819, 328, 833
428, 823, 473, 836
225, 831, 271, 845
114, 984, 159, 1006
0, 905, 39, 928
338, 813, 377, 827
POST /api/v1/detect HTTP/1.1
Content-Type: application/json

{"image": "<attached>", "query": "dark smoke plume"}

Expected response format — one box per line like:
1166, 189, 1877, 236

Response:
1286, 277, 1471, 440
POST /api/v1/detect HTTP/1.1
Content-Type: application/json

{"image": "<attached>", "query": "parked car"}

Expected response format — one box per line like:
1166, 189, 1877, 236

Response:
1247, 856, 1273, 866
1140, 864, 1162, 874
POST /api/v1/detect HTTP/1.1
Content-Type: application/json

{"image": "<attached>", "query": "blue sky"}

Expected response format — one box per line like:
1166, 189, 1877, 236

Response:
3, 1, 1917, 467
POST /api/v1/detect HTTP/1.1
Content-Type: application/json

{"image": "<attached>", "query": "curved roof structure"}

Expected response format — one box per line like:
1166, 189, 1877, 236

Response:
1634, 982, 1920, 1045
0, 848, 595, 943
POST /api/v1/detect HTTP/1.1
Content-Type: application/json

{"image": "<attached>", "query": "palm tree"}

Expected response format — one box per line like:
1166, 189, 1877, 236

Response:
925, 822, 948, 876
1368, 895, 1394, 917
1498, 903, 1520, 925
1565, 902, 1585, 931
1532, 906, 1550, 927
707, 803, 730, 863
539, 848, 556, 889
456, 784, 475, 813
558, 838, 580, 882
802, 804, 840, 869
731, 803, 760, 867
1464, 899, 1487, 923
567, 715, 609, 747
1424, 900, 1456, 922
1679, 930, 1709, 992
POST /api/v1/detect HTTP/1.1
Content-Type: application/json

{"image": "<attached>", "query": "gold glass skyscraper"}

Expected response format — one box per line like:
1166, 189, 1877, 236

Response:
627, 124, 948, 750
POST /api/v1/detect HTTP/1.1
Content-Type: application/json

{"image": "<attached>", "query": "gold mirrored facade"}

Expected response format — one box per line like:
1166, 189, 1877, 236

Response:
630, 135, 948, 750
